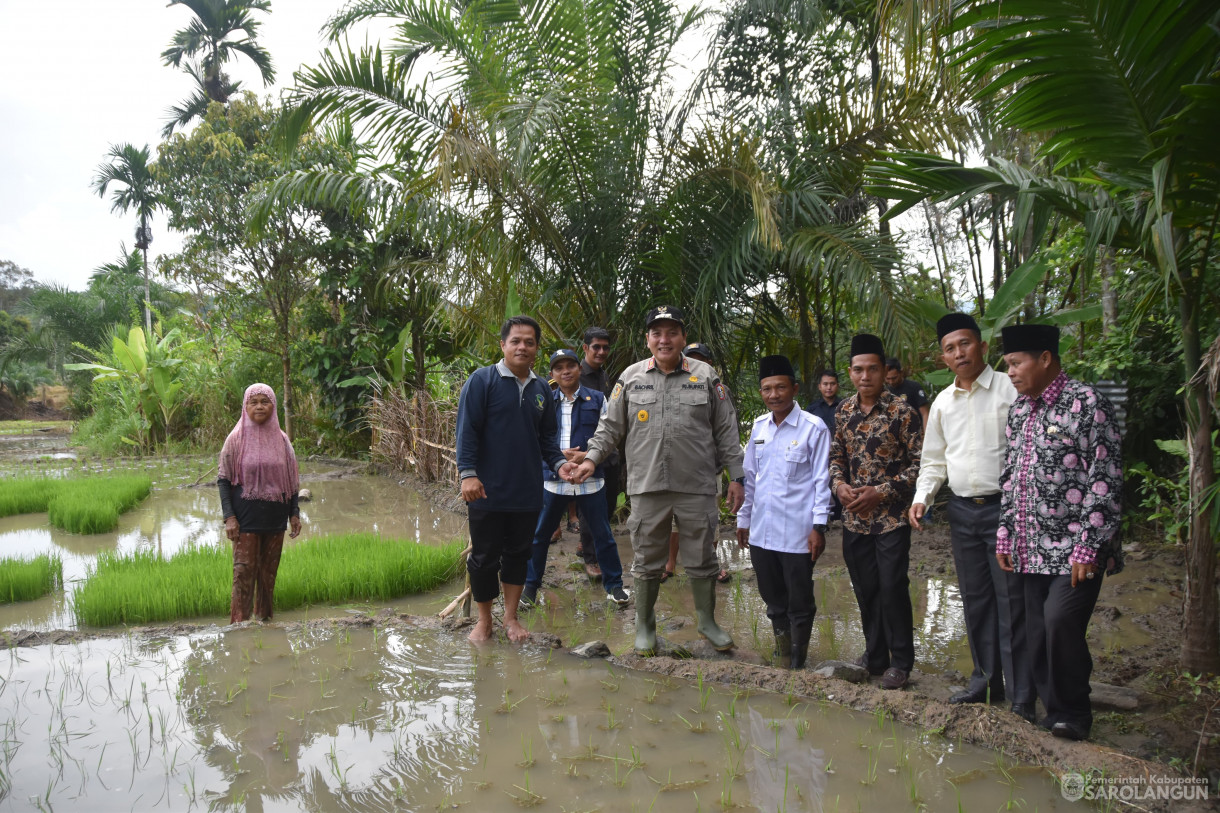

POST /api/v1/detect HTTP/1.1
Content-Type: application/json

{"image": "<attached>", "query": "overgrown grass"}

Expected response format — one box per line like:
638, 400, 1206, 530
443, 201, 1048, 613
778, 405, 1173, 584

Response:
73, 534, 465, 626
0, 475, 152, 533
0, 554, 63, 603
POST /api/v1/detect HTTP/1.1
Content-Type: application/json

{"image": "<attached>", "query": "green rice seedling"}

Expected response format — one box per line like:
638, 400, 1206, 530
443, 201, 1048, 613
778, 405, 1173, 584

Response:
0, 554, 62, 604
72, 535, 465, 626
0, 478, 59, 518
47, 475, 152, 533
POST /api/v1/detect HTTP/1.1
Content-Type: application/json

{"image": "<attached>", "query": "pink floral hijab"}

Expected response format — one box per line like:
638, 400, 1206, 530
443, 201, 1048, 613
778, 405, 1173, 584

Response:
218, 383, 299, 503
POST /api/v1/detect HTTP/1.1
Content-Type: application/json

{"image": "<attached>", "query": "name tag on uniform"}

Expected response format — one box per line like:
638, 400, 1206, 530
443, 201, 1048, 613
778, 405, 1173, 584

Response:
753, 438, 765, 444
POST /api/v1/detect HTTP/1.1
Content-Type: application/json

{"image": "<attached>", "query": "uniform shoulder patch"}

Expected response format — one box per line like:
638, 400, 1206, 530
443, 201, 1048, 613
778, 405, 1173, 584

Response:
611, 382, 624, 400
714, 383, 728, 401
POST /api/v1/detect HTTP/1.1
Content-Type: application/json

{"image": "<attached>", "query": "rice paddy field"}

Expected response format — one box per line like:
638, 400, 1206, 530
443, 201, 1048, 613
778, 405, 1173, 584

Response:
0, 474, 153, 534
0, 424, 1125, 811
0, 625, 1069, 812
73, 535, 466, 626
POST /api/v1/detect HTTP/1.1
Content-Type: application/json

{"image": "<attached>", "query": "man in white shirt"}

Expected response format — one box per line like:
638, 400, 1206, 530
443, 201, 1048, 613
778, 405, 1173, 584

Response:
909, 313, 1033, 721
736, 355, 832, 669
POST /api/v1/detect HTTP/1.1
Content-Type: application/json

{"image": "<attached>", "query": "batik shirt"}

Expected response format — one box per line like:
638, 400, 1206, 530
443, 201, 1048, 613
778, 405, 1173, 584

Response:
996, 373, 1124, 575
829, 391, 922, 535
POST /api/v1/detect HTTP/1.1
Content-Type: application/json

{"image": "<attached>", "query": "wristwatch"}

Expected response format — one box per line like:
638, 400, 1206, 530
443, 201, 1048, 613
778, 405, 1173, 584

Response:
811, 524, 828, 533
732, 476, 745, 485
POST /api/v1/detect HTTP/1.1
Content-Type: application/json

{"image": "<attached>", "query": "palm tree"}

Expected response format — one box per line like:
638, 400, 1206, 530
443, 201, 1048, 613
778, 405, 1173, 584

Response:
267, 0, 793, 376
162, 62, 242, 138
92, 144, 160, 336
867, 0, 1220, 671
161, 0, 275, 134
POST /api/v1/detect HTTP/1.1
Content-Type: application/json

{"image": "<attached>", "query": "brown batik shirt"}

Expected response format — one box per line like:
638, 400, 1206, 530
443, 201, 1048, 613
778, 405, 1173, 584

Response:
830, 391, 923, 535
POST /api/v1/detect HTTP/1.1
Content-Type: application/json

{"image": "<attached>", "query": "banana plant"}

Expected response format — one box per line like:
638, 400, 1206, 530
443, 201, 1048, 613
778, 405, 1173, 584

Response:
66, 325, 191, 450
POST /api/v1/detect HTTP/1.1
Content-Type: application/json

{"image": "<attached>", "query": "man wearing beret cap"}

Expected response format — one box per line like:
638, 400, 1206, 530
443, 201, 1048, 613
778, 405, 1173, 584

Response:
571, 306, 745, 655
910, 313, 1033, 720
996, 323, 1124, 741
736, 355, 833, 669
830, 333, 923, 689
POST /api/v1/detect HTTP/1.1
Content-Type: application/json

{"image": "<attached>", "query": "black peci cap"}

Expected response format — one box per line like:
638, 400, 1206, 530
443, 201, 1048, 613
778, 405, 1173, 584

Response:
937, 312, 981, 341
1001, 324, 1060, 355
759, 355, 796, 381
849, 333, 885, 361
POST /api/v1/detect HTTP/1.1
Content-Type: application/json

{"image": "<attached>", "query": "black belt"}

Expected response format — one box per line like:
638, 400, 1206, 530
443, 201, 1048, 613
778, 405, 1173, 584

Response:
953, 493, 1001, 506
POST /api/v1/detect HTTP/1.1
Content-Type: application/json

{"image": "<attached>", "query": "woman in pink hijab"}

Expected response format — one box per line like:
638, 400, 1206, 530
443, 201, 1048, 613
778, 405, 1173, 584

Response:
218, 383, 302, 622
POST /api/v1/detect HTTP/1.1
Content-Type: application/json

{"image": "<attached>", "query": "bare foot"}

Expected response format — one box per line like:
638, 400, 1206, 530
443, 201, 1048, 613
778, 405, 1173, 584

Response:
503, 618, 530, 643
468, 618, 495, 643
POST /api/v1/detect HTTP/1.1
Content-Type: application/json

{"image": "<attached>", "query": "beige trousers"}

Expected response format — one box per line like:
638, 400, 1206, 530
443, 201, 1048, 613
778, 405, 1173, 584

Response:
627, 491, 719, 580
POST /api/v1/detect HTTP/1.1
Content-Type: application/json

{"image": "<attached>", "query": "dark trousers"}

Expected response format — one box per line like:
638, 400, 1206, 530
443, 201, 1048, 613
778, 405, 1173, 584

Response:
579, 461, 621, 563
231, 532, 284, 623
467, 507, 539, 602
748, 545, 816, 640
529, 487, 624, 592
842, 526, 915, 672
947, 497, 1032, 703
1021, 571, 1103, 728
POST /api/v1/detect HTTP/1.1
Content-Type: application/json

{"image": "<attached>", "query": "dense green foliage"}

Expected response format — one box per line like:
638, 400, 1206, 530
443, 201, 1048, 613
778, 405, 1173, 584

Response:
72, 535, 465, 626
0, 554, 62, 604
0, 475, 151, 533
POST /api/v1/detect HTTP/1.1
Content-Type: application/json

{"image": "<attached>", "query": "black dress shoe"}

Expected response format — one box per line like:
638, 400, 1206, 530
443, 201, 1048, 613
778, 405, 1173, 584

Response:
1010, 703, 1037, 724
1051, 720, 1089, 741
949, 688, 1003, 705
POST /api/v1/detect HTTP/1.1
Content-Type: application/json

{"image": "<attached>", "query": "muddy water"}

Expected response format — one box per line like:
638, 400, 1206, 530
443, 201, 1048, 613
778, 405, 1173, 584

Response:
529, 538, 980, 684
0, 625, 1070, 812
0, 476, 466, 630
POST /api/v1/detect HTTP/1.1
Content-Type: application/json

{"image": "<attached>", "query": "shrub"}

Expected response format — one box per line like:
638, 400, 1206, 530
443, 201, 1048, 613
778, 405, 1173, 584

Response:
0, 554, 63, 603
73, 534, 465, 626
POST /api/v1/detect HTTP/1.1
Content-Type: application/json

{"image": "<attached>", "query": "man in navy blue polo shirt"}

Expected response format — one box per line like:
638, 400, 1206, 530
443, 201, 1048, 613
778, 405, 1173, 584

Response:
456, 316, 574, 643
522, 349, 630, 609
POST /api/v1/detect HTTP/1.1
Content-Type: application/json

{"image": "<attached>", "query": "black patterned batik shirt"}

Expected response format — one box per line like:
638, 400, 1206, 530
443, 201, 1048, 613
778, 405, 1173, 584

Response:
830, 391, 923, 535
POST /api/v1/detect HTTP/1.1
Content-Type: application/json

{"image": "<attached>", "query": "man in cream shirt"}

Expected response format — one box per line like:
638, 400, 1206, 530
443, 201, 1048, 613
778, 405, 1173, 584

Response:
909, 313, 1033, 722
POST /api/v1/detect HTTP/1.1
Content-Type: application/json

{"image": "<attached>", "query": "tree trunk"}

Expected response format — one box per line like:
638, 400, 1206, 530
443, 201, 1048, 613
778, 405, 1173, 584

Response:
1100, 246, 1118, 337
141, 245, 152, 338
795, 261, 814, 400
1179, 289, 1220, 674
281, 350, 293, 440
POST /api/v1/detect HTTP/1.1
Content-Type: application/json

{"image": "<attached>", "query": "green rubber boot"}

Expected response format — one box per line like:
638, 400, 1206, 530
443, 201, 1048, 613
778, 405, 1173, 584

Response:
691, 577, 734, 651
772, 630, 792, 664
633, 577, 661, 655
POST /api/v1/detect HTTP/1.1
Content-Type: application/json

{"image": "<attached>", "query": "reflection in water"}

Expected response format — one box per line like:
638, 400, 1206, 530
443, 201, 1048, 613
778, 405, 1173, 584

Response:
0, 477, 467, 631
0, 625, 1067, 811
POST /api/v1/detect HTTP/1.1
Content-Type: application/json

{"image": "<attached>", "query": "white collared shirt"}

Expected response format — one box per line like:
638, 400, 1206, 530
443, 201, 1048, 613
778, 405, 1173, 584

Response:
736, 406, 832, 554
913, 364, 1018, 504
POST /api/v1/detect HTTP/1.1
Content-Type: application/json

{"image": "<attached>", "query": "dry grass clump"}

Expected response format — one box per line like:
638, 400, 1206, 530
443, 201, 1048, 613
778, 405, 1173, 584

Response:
368, 386, 458, 483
